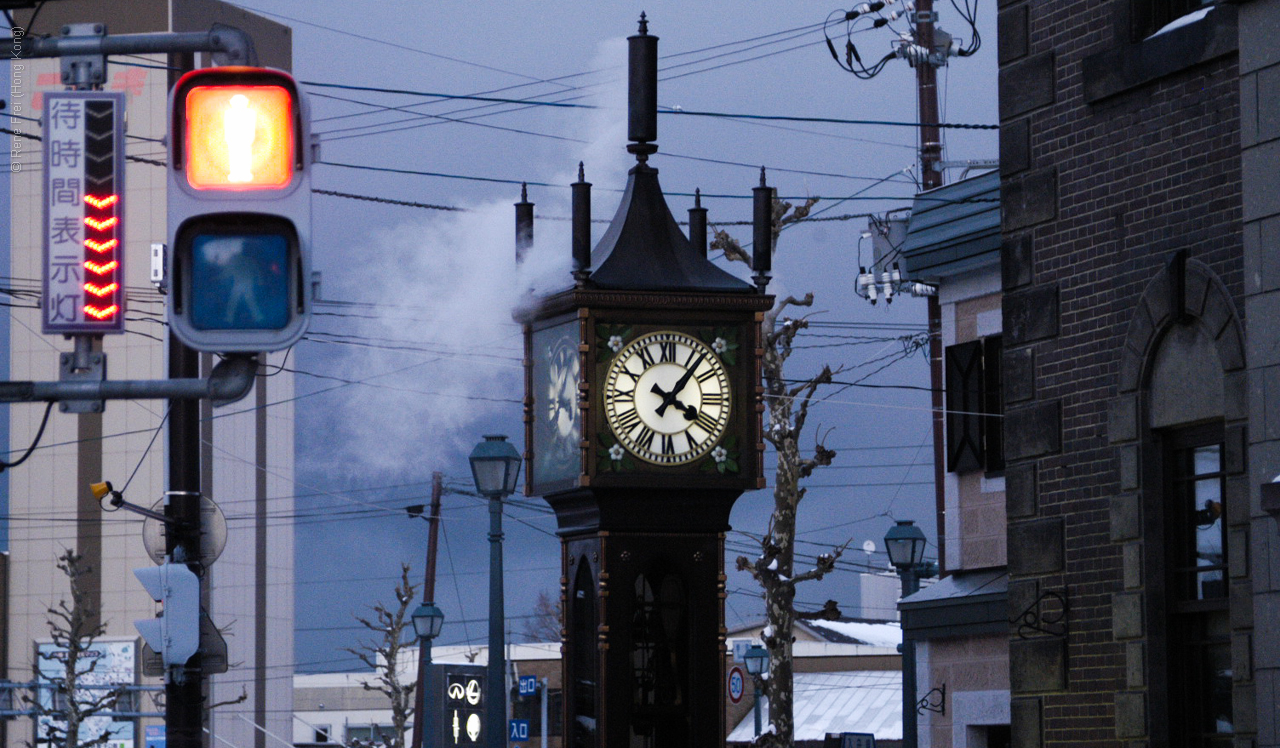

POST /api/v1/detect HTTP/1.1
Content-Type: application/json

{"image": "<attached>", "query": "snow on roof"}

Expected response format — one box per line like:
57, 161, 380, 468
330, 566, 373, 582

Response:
727, 670, 902, 743
1147, 6, 1213, 39
804, 619, 902, 648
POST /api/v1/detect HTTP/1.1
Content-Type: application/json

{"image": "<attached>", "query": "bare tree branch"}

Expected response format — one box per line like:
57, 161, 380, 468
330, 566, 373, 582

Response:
208, 687, 249, 710
343, 564, 419, 748
730, 198, 859, 748
796, 600, 843, 621
25, 550, 130, 748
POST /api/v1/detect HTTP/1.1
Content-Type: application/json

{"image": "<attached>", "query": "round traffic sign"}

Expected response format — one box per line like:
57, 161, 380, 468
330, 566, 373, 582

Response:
728, 666, 745, 704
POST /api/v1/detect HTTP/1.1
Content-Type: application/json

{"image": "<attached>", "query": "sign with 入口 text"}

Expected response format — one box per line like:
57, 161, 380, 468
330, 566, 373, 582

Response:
42, 91, 126, 334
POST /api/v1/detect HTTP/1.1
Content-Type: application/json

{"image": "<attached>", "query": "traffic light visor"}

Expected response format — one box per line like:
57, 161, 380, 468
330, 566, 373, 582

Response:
184, 85, 294, 191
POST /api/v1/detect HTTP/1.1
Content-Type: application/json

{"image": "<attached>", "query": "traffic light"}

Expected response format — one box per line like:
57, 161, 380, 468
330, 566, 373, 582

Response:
134, 563, 201, 668
166, 67, 314, 353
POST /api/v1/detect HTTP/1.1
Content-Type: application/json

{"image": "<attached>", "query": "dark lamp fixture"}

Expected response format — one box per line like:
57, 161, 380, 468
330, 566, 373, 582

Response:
411, 601, 444, 641
884, 519, 927, 569
469, 434, 522, 497
743, 644, 769, 676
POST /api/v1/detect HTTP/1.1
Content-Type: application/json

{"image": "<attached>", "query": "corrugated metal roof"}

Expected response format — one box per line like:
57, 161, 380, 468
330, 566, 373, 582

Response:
726, 671, 903, 743
900, 169, 1001, 280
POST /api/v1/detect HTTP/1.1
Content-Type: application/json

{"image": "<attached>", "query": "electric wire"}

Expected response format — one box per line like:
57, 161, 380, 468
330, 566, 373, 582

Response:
118, 403, 169, 494
0, 401, 53, 472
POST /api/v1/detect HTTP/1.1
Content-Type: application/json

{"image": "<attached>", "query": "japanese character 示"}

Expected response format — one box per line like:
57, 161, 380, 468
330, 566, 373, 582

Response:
49, 254, 82, 284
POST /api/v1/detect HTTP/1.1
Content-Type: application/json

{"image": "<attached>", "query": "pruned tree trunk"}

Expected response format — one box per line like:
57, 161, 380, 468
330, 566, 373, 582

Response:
344, 564, 419, 748
737, 295, 845, 746
719, 198, 846, 747
26, 550, 129, 748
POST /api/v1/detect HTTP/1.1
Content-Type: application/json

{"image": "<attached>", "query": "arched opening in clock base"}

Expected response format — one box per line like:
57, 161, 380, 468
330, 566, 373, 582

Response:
629, 567, 689, 747
570, 559, 597, 748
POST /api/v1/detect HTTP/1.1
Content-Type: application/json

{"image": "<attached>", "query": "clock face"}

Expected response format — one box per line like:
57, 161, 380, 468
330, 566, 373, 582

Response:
546, 333, 579, 441
531, 319, 581, 489
603, 330, 731, 465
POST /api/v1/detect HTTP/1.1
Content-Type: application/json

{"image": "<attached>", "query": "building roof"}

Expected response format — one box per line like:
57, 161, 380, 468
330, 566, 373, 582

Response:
899, 567, 1007, 607
900, 170, 1001, 281
588, 162, 755, 292
726, 670, 902, 744
726, 619, 902, 653
802, 619, 902, 648
899, 568, 1009, 641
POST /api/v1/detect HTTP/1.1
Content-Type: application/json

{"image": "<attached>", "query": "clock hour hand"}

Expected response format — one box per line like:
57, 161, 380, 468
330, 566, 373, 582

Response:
650, 383, 698, 420
651, 383, 678, 416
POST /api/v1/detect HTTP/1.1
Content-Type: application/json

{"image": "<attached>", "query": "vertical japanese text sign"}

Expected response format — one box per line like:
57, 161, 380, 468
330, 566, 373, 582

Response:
42, 91, 126, 334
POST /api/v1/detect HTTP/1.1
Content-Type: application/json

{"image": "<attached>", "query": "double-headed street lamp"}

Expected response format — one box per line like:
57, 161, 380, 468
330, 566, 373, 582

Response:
885, 519, 929, 748
469, 435, 522, 748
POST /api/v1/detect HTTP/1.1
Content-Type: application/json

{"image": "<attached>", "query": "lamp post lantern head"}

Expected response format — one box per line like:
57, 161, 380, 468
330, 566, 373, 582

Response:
469, 434, 523, 498
743, 643, 769, 676
884, 519, 927, 570
411, 601, 444, 641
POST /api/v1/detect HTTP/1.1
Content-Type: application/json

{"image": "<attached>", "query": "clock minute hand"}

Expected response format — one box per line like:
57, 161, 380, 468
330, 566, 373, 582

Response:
653, 355, 705, 417
664, 354, 704, 406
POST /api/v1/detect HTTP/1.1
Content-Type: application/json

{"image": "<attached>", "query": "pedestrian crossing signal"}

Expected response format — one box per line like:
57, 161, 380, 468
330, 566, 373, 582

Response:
167, 67, 313, 353
183, 84, 295, 191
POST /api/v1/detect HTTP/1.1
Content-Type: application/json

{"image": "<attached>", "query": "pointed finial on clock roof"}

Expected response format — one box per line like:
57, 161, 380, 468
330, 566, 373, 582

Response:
587, 17, 753, 293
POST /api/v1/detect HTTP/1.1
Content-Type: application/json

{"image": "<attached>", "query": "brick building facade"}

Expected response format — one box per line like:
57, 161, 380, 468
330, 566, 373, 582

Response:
996, 0, 1280, 746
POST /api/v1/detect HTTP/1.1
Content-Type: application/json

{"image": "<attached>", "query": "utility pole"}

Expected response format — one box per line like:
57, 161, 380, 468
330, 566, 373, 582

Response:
914, 0, 943, 191
912, 9, 941, 748
411, 472, 444, 748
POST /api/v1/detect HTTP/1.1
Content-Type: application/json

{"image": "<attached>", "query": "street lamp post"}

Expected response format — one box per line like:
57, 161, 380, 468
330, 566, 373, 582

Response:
469, 435, 522, 748
411, 602, 444, 748
743, 643, 769, 739
885, 520, 928, 748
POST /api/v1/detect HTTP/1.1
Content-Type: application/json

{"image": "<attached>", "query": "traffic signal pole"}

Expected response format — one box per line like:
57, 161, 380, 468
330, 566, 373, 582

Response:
1, 23, 256, 72
168, 338, 204, 748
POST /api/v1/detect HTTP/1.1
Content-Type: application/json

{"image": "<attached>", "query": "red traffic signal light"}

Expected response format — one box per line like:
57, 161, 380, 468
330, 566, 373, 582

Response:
183, 84, 295, 191
167, 67, 314, 353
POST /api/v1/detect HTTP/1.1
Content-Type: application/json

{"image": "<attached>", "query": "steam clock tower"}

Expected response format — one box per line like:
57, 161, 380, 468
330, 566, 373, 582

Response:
520, 16, 773, 747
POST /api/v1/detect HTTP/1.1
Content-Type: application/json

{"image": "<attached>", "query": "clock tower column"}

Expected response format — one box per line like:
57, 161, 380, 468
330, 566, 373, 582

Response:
519, 16, 773, 748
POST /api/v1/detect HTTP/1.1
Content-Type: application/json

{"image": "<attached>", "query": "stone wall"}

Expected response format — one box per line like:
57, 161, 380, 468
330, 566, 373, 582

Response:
997, 0, 1251, 745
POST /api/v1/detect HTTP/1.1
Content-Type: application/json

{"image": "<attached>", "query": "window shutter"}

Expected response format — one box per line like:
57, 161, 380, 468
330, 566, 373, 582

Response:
983, 336, 1005, 472
945, 340, 985, 473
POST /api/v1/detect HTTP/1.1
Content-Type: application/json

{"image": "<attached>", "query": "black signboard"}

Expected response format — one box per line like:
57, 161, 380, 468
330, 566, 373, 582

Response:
425, 664, 485, 747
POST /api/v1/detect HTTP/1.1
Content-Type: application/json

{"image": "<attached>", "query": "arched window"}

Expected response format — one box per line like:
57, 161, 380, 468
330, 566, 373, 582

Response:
1160, 425, 1232, 746
629, 571, 687, 746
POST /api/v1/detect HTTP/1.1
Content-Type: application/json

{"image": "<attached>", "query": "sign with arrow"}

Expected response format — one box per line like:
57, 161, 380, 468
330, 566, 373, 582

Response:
42, 91, 126, 334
